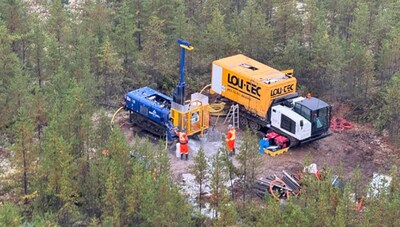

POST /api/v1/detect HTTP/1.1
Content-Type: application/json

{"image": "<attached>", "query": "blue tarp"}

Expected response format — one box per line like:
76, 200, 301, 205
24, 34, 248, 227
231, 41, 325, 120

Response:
259, 138, 270, 154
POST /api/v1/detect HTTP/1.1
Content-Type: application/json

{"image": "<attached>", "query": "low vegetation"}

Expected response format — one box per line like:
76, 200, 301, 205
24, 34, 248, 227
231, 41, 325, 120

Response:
0, 0, 399, 225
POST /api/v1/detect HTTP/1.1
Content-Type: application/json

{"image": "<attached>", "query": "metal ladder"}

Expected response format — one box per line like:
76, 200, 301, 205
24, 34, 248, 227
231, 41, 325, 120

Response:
224, 104, 239, 128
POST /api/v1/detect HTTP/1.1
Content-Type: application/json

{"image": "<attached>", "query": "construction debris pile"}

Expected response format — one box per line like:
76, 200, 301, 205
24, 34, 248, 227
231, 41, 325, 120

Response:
253, 164, 344, 201
254, 170, 302, 200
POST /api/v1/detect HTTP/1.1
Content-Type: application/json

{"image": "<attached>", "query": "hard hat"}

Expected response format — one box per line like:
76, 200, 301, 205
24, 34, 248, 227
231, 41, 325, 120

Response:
228, 124, 233, 129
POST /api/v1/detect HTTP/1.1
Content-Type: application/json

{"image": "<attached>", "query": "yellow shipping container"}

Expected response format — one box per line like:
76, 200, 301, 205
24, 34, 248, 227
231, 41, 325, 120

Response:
210, 54, 297, 119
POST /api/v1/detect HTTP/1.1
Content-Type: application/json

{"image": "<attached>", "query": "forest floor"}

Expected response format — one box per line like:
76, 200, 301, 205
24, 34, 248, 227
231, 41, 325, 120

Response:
118, 103, 400, 186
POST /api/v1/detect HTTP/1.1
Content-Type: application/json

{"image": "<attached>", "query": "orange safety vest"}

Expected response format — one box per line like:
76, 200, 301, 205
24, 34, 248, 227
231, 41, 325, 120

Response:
178, 132, 189, 154
227, 129, 236, 141
226, 129, 236, 152
179, 133, 188, 144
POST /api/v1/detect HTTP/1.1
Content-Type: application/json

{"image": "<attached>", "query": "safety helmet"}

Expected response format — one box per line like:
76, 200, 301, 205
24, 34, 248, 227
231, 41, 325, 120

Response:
228, 124, 233, 129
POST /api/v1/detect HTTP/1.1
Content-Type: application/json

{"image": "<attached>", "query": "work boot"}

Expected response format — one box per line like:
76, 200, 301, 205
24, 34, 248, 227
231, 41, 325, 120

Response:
180, 154, 183, 160
185, 154, 188, 161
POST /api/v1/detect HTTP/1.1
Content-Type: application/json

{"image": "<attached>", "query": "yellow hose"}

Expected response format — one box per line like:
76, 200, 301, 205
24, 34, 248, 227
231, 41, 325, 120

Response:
200, 84, 211, 94
110, 106, 124, 131
209, 102, 227, 116
199, 84, 227, 116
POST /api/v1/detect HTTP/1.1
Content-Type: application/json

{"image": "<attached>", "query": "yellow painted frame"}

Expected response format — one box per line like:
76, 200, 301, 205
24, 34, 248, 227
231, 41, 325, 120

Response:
170, 102, 210, 137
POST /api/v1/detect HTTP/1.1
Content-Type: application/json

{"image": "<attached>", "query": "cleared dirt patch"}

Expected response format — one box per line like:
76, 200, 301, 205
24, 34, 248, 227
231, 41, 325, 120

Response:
117, 109, 400, 183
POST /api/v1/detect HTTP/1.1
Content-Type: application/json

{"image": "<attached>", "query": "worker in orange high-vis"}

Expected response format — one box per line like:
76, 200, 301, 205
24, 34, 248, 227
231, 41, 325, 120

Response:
226, 125, 236, 156
177, 129, 189, 160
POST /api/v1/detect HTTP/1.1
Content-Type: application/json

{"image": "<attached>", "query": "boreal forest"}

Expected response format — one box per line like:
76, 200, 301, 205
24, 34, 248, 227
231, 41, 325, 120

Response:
0, 0, 400, 226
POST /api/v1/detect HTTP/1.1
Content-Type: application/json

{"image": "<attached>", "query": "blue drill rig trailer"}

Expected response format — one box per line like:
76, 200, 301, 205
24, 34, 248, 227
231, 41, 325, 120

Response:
124, 39, 210, 143
124, 86, 175, 141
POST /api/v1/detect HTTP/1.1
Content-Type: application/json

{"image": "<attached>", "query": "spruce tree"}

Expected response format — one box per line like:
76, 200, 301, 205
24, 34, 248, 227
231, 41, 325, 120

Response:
97, 38, 122, 105
140, 15, 177, 91
35, 121, 78, 213
0, 203, 22, 226
202, 8, 239, 60
12, 106, 37, 202
112, 0, 138, 80
379, 73, 400, 144
236, 129, 262, 207
238, 0, 274, 61
0, 24, 24, 129
189, 147, 208, 213
209, 147, 229, 219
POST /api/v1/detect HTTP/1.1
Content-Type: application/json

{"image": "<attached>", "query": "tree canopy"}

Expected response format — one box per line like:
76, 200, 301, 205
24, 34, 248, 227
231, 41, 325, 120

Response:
0, 0, 400, 225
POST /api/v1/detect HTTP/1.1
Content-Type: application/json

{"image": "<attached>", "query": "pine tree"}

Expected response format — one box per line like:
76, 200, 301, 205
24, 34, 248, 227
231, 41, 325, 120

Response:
112, 0, 138, 80
212, 196, 238, 226
281, 201, 309, 226
0, 23, 24, 129
189, 147, 208, 213
170, 0, 194, 40
209, 147, 229, 219
238, 0, 274, 61
271, 0, 301, 47
342, 43, 375, 100
46, 0, 71, 69
45, 76, 93, 159
126, 160, 151, 224
379, 73, 400, 144
153, 140, 171, 178
259, 196, 283, 225
140, 15, 175, 90
128, 0, 147, 50
30, 88, 47, 146
94, 110, 113, 149
377, 31, 400, 85
0, 203, 22, 226
28, 212, 58, 226
97, 38, 122, 105
76, 0, 112, 97
349, 2, 371, 46
125, 138, 193, 226
68, 32, 100, 102
102, 158, 124, 226
105, 127, 131, 175
101, 128, 130, 225
29, 16, 48, 89
305, 20, 345, 98
79, 156, 105, 219
202, 8, 239, 60
236, 129, 262, 207
222, 151, 237, 200
337, 0, 358, 40
0, 0, 30, 64
35, 121, 78, 213
11, 106, 37, 202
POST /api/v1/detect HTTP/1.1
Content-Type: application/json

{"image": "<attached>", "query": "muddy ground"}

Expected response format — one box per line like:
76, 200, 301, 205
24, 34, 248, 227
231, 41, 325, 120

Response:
118, 108, 400, 185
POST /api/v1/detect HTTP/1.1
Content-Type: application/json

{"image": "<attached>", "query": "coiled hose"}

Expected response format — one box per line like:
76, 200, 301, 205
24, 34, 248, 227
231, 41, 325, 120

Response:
199, 84, 227, 117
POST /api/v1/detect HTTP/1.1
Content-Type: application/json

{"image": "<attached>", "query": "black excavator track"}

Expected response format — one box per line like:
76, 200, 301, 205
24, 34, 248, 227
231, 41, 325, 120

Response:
129, 110, 167, 139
